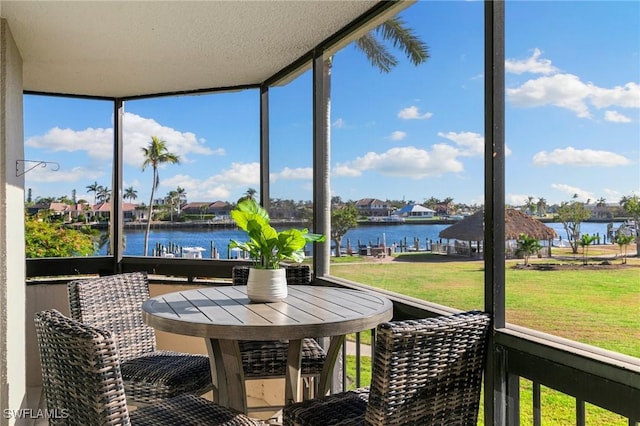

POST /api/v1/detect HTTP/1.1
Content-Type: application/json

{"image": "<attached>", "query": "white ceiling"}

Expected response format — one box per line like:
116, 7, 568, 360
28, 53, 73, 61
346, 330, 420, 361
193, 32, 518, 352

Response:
0, 0, 409, 98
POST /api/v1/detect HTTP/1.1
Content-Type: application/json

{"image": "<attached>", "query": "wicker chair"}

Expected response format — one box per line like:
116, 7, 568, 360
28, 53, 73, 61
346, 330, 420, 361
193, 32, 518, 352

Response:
67, 272, 212, 406
34, 309, 262, 426
232, 265, 326, 405
283, 311, 492, 426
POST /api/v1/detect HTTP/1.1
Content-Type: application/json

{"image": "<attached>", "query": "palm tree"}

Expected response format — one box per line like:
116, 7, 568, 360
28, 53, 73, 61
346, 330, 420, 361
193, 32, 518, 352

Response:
620, 194, 640, 257
318, 16, 429, 272
245, 188, 257, 200
596, 197, 606, 218
86, 181, 100, 205
525, 196, 536, 215
124, 186, 138, 201
442, 197, 455, 216
96, 186, 110, 203
141, 136, 180, 256
199, 204, 208, 221
537, 197, 547, 217
83, 203, 92, 223
424, 197, 440, 210
579, 234, 597, 265
615, 234, 634, 264
516, 233, 542, 266
165, 190, 179, 222
176, 186, 187, 216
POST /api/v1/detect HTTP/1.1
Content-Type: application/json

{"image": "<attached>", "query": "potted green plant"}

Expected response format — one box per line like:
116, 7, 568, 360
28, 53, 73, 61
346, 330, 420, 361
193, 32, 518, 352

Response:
229, 198, 325, 302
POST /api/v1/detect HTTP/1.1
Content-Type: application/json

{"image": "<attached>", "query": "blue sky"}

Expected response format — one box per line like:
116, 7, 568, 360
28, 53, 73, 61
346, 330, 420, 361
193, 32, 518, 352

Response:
24, 1, 639, 208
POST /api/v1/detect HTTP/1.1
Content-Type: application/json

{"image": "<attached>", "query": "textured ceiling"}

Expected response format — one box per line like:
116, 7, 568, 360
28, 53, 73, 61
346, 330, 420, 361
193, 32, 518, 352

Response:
0, 0, 405, 98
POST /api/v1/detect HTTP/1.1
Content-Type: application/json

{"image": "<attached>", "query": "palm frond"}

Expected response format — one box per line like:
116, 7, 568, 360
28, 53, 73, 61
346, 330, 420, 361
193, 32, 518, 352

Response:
374, 17, 429, 67
355, 33, 397, 73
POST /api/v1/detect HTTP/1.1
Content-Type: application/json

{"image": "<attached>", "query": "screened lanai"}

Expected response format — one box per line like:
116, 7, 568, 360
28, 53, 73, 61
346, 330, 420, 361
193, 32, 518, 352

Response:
1, 1, 638, 425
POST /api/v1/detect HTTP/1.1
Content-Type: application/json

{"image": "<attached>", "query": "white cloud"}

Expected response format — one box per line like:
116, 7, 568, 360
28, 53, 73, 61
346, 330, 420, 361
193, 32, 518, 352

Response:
25, 126, 113, 160
333, 164, 362, 177
161, 174, 208, 199
437, 131, 512, 157
398, 106, 433, 120
122, 113, 220, 166
505, 48, 558, 75
506, 194, 531, 206
271, 167, 313, 181
437, 131, 484, 156
201, 186, 232, 200
506, 49, 640, 118
603, 188, 624, 203
604, 110, 632, 123
26, 165, 104, 184
164, 162, 259, 201
25, 112, 222, 168
507, 73, 594, 118
333, 118, 346, 129
590, 82, 640, 109
334, 145, 463, 179
389, 131, 407, 141
123, 178, 141, 189
532, 147, 630, 167
209, 162, 259, 186
551, 183, 593, 202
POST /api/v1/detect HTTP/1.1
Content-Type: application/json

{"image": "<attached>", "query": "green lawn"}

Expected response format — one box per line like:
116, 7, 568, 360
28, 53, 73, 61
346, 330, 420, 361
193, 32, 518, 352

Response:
332, 253, 640, 357
335, 252, 638, 425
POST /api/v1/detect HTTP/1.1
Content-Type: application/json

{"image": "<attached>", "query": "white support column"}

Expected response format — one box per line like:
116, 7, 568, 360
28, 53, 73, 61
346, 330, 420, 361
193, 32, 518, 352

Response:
0, 17, 26, 426
312, 50, 331, 278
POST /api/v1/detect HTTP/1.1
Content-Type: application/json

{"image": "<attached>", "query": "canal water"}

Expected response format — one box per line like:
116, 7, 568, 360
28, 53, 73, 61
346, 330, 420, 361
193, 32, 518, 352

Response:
104, 221, 622, 258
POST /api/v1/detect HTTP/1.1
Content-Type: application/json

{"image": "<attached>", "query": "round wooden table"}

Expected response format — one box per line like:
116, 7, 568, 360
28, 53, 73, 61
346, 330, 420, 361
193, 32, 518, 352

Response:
142, 285, 393, 414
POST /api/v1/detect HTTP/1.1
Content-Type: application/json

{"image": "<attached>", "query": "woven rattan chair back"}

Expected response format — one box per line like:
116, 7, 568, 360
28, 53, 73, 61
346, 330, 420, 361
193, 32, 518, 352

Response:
35, 309, 263, 426
282, 311, 490, 426
35, 309, 132, 425
67, 272, 214, 407
67, 272, 155, 361
365, 311, 491, 425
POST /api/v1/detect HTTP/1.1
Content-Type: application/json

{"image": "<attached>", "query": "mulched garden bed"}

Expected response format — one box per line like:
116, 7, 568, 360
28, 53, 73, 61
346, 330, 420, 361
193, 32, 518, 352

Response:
513, 261, 636, 270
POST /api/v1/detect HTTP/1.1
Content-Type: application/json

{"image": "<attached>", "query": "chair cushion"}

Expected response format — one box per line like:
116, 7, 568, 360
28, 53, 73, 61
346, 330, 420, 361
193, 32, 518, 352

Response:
131, 393, 262, 426
283, 388, 369, 426
121, 350, 212, 405
240, 338, 326, 378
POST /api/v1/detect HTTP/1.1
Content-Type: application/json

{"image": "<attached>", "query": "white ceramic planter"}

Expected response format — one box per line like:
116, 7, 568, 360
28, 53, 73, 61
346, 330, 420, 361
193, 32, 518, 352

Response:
246, 268, 288, 302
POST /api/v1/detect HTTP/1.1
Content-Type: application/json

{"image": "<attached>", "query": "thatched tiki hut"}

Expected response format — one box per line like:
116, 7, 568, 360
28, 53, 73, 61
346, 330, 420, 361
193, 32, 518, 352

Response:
438, 209, 557, 257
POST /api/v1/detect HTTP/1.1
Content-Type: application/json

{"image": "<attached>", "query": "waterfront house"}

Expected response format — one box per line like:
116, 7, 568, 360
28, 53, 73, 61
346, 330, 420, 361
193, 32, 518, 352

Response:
25, 202, 72, 221
396, 203, 436, 218
355, 198, 393, 217
28, 202, 139, 223
209, 201, 231, 219
434, 200, 455, 216
90, 202, 138, 222
181, 201, 231, 219
1, 2, 638, 425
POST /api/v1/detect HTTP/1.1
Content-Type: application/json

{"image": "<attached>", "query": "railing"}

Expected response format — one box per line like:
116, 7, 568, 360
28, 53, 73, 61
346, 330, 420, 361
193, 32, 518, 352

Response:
332, 295, 640, 426
338, 330, 640, 425
495, 327, 640, 425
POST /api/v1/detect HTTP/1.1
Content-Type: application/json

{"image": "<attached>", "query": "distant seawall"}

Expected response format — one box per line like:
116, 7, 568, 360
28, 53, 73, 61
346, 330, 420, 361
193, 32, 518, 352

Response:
361, 219, 457, 225
89, 219, 310, 230
84, 217, 621, 230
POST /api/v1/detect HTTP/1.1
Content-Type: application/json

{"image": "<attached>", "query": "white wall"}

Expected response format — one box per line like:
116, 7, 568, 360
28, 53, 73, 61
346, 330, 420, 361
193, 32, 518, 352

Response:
0, 17, 27, 426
